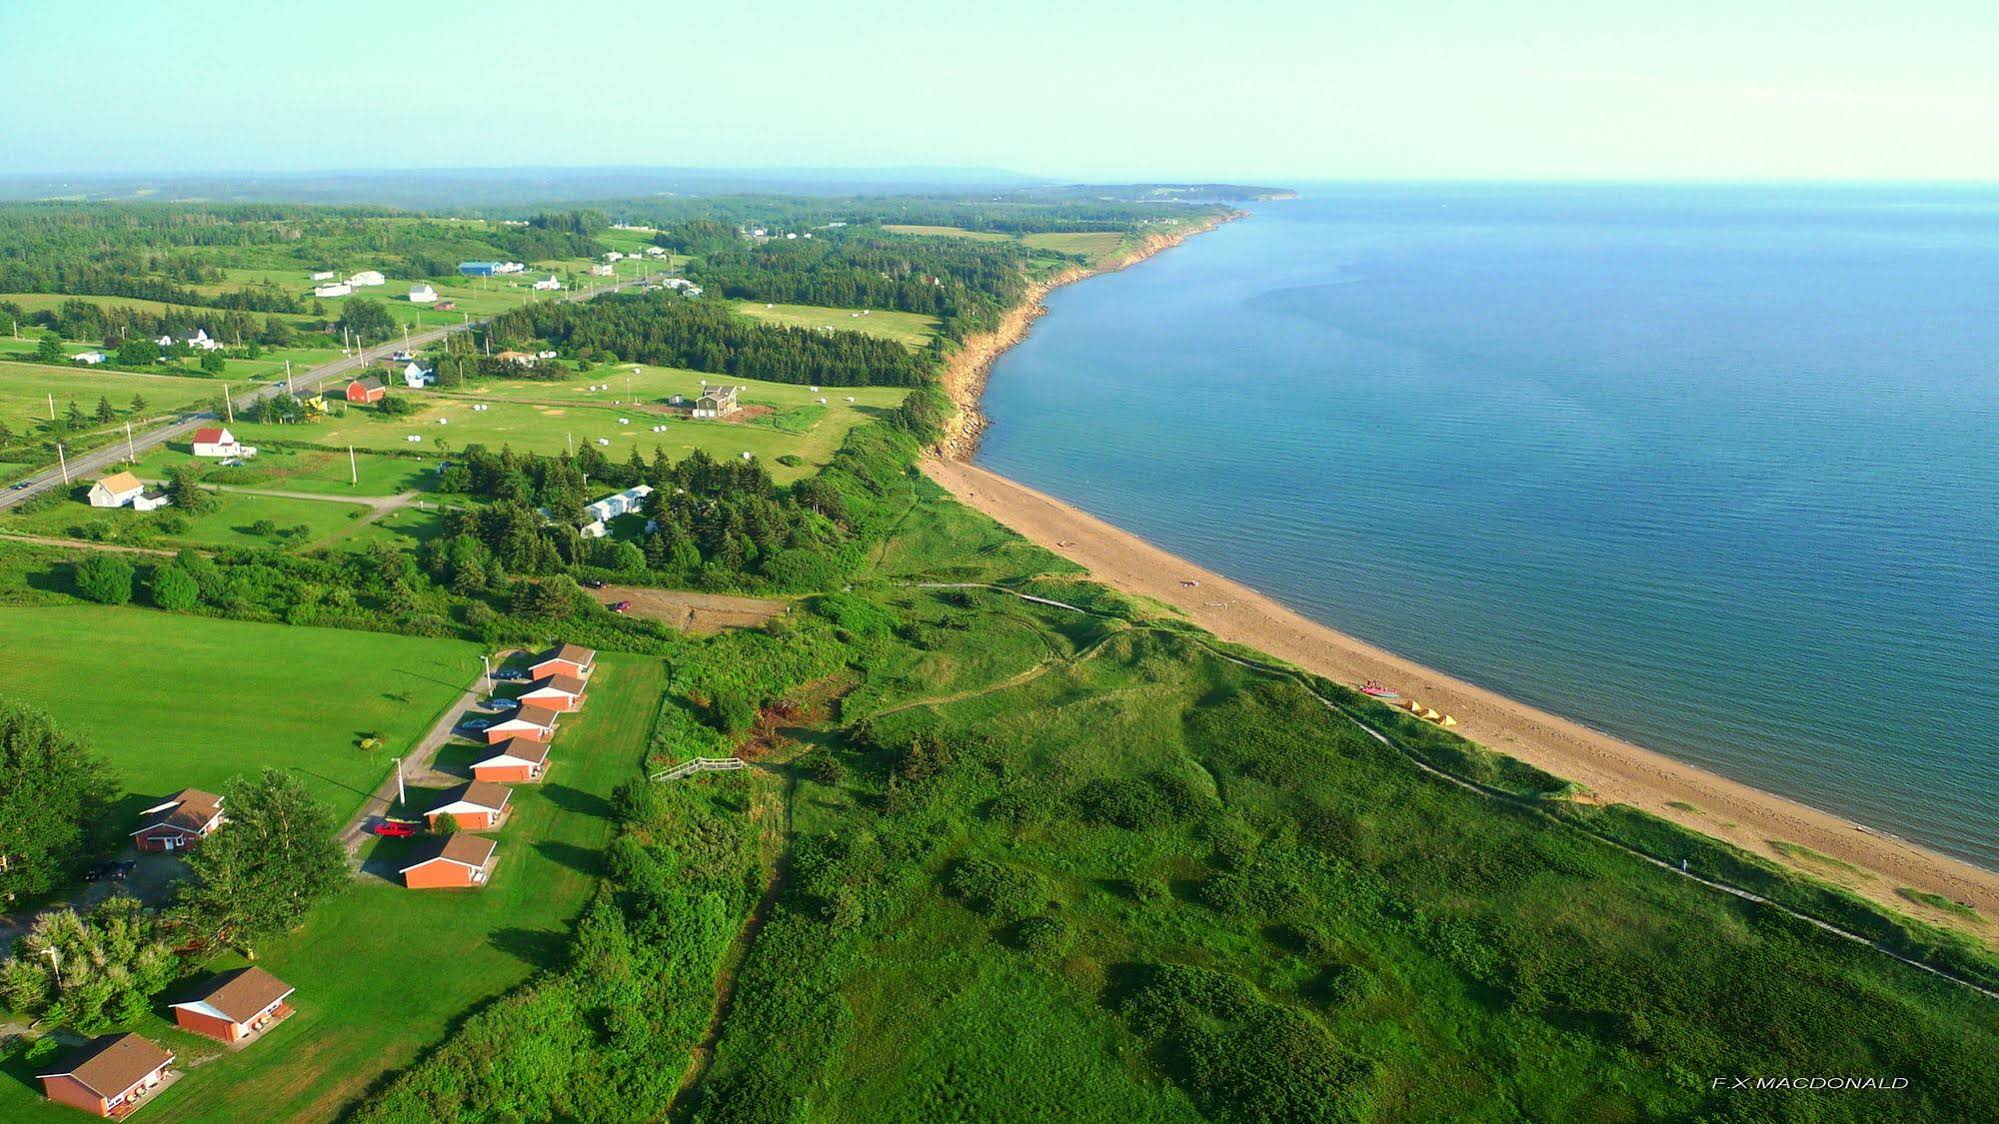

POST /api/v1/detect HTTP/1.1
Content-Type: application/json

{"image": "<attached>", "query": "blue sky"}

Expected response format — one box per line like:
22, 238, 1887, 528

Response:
5, 0, 1995, 181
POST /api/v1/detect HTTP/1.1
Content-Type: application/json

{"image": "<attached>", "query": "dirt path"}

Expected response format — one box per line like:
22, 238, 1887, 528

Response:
921, 456, 1999, 941
0, 532, 180, 557
596, 585, 790, 634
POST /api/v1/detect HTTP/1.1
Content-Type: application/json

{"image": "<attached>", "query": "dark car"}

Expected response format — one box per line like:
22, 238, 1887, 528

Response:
491, 668, 528, 682
374, 820, 420, 838
609, 600, 632, 613
484, 697, 521, 712
110, 860, 136, 880
8, 482, 28, 491
582, 578, 607, 589
458, 717, 492, 732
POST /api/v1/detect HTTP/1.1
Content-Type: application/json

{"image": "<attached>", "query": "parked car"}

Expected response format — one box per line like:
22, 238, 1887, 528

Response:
458, 717, 491, 732
110, 860, 136, 880
609, 600, 633, 614
582, 578, 607, 589
484, 697, 520, 712
491, 668, 528, 681
374, 820, 420, 838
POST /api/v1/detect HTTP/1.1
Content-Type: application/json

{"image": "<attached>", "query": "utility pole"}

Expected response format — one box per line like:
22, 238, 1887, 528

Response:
125, 421, 135, 462
48, 393, 55, 421
481, 653, 493, 695
285, 359, 293, 394
57, 443, 69, 484
349, 444, 358, 485
224, 386, 235, 424
41, 945, 60, 984
392, 756, 406, 806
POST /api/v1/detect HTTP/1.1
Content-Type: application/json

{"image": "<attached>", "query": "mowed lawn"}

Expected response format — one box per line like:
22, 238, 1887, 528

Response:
882, 224, 1011, 242
734, 301, 939, 349
129, 445, 437, 497
0, 606, 478, 821
145, 654, 662, 1123
3, 488, 375, 553
230, 369, 906, 483
1020, 230, 1129, 262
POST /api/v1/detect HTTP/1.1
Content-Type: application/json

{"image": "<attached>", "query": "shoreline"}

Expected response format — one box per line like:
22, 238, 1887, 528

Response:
920, 211, 1999, 940
924, 458, 1999, 939
934, 210, 1239, 457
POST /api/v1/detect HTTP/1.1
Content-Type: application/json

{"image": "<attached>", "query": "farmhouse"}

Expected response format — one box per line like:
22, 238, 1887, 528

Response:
192, 426, 253, 458
588, 263, 614, 277
401, 362, 435, 388
313, 282, 353, 298
483, 704, 560, 744
400, 832, 498, 890
131, 788, 225, 852
426, 780, 513, 831
88, 471, 146, 509
37, 1033, 175, 1118
472, 738, 550, 783
531, 275, 563, 291
346, 376, 386, 404
693, 384, 740, 418
519, 673, 587, 712
529, 642, 596, 681
408, 284, 438, 304
495, 261, 526, 274
457, 261, 500, 276
74, 351, 107, 365
494, 350, 534, 366
182, 329, 222, 352
169, 967, 295, 1046
644, 245, 668, 257
349, 270, 386, 287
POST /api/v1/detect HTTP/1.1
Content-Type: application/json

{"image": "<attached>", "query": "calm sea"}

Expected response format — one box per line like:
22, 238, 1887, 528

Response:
976, 185, 1999, 869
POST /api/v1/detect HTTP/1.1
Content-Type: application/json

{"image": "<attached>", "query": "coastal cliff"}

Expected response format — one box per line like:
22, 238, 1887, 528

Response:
934, 210, 1242, 458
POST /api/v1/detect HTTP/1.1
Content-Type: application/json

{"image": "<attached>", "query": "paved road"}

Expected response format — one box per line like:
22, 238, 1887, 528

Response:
0, 276, 644, 512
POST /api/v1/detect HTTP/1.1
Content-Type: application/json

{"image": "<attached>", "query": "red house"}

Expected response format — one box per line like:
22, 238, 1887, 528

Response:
527, 642, 595, 681
169, 967, 295, 1046
518, 673, 586, 712
37, 1033, 175, 1117
131, 789, 224, 853
473, 738, 550, 784
425, 781, 512, 832
400, 832, 498, 890
345, 376, 386, 404
483, 704, 559, 745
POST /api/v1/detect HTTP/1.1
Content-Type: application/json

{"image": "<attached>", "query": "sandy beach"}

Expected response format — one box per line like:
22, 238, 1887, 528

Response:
922, 458, 1999, 940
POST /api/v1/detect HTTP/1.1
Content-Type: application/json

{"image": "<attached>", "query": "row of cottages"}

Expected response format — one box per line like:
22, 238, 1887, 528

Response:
132, 788, 225, 852
399, 643, 594, 891
87, 471, 171, 512
192, 426, 254, 459
346, 376, 386, 404
36, 968, 298, 1114
581, 484, 654, 535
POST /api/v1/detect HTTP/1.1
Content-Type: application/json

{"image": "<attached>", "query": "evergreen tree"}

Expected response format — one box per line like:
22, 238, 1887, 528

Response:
0, 702, 118, 901
171, 769, 344, 958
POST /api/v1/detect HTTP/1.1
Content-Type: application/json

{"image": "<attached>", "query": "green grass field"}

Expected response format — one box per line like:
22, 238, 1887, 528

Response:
0, 606, 477, 821
225, 369, 906, 483
0, 360, 222, 432
882, 224, 1012, 242
1020, 231, 1128, 261
128, 445, 437, 497
2, 487, 377, 553
0, 647, 663, 1123
734, 301, 939, 349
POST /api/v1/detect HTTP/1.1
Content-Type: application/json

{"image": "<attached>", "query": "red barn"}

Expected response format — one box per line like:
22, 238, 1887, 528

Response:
400, 833, 498, 890
37, 1033, 175, 1117
345, 376, 386, 403
473, 738, 550, 784
169, 967, 295, 1046
131, 789, 225, 853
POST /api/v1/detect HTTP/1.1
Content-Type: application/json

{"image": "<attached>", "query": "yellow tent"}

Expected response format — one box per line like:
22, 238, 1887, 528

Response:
1423, 708, 1442, 721
1441, 715, 1458, 727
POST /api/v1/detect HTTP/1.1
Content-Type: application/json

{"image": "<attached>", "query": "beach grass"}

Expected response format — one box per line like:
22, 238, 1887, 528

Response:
1770, 839, 1869, 878
1897, 887, 1984, 922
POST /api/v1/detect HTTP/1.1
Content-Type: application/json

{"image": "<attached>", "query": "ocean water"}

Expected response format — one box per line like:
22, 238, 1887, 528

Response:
975, 185, 1999, 869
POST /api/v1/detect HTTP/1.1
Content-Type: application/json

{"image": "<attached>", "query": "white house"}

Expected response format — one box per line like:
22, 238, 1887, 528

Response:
588, 263, 614, 277
349, 270, 386, 287
604, 251, 624, 262
532, 275, 563, 291
408, 284, 438, 303
88, 471, 146, 509
495, 261, 526, 274
401, 362, 435, 388
314, 282, 353, 298
310, 270, 335, 281
132, 490, 172, 512
580, 520, 608, 539
582, 484, 653, 525
73, 351, 106, 365
644, 246, 668, 257
183, 329, 222, 351
192, 426, 254, 458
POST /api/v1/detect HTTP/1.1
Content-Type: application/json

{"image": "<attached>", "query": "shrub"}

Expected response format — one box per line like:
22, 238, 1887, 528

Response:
72, 554, 134, 604
149, 564, 199, 610
805, 751, 847, 785
1014, 914, 1070, 957
944, 859, 1045, 924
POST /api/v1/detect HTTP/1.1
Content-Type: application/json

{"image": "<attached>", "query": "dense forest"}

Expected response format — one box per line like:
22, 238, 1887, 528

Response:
487, 293, 935, 386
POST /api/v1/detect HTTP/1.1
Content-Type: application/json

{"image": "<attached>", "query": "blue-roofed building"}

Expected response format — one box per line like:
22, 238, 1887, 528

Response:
458, 261, 501, 276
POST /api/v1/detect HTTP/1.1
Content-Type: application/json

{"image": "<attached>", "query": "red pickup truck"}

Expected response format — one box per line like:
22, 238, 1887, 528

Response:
374, 819, 422, 838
